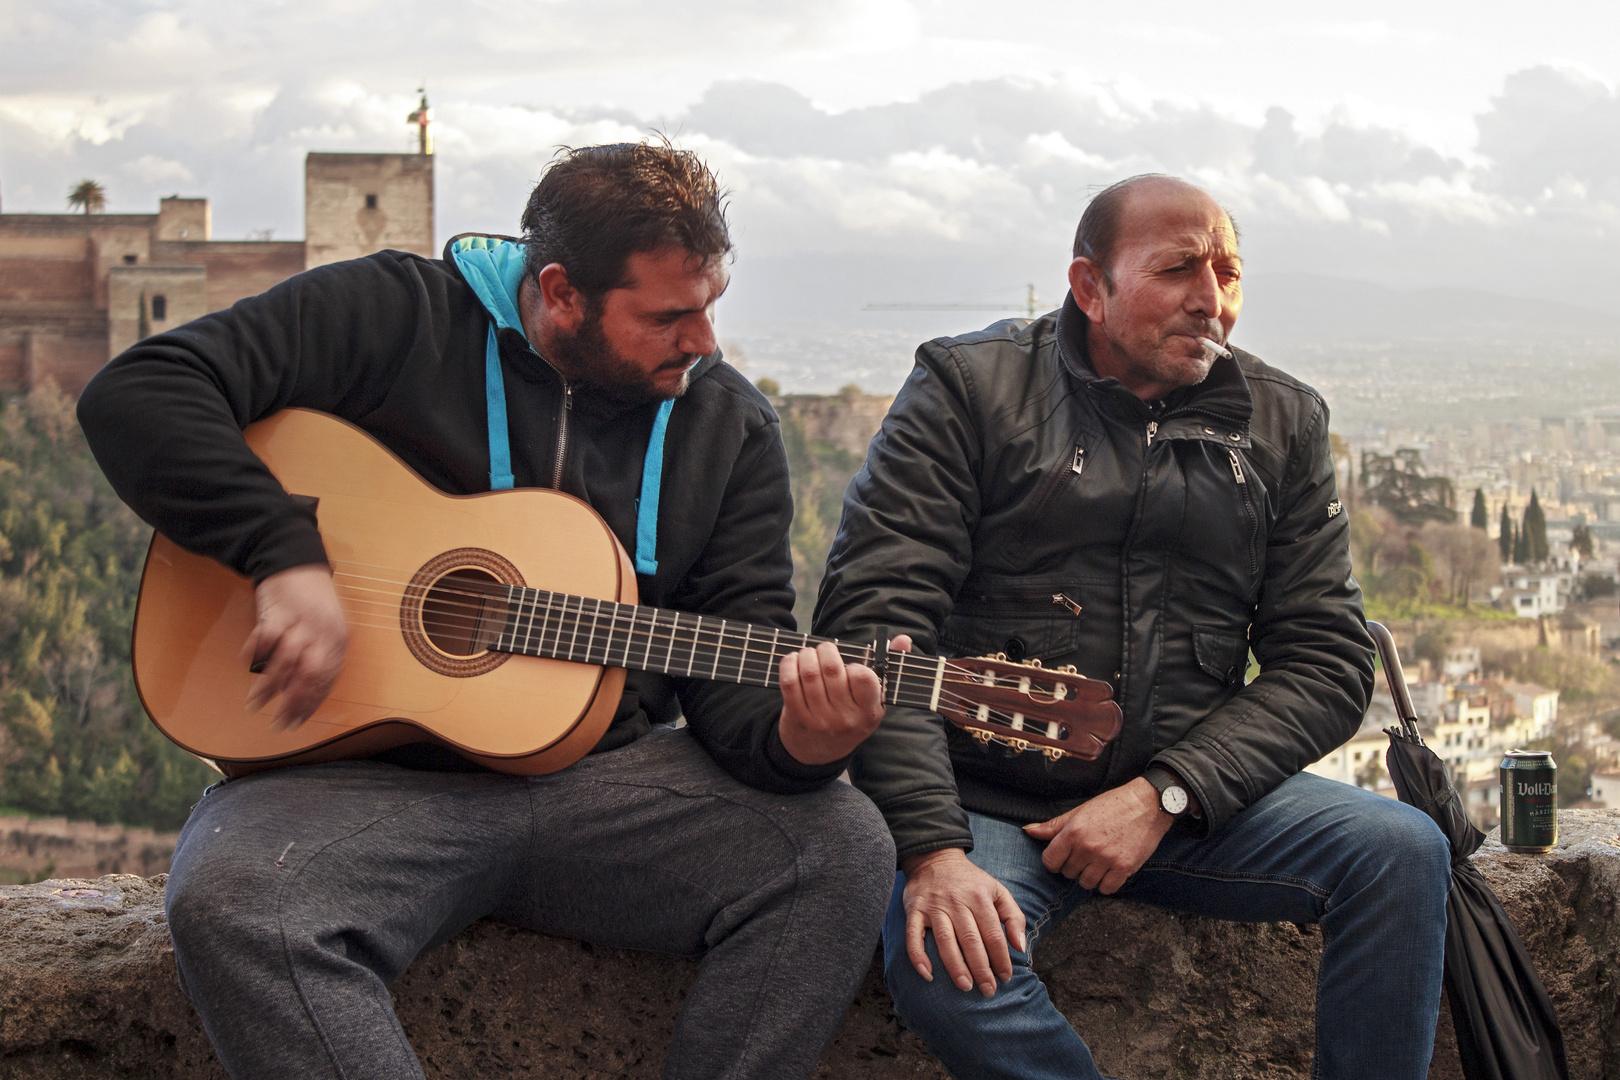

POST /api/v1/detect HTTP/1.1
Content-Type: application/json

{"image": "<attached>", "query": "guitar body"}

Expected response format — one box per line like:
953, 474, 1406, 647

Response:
132, 409, 634, 776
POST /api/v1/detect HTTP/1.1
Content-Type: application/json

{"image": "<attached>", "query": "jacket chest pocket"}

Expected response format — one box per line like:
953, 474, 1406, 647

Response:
1177, 444, 1266, 597
938, 590, 1085, 666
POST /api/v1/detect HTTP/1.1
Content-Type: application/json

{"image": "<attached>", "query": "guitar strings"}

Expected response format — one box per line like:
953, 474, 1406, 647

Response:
296, 601, 1081, 740
325, 579, 1099, 721
325, 566, 1097, 696
316, 563, 1101, 742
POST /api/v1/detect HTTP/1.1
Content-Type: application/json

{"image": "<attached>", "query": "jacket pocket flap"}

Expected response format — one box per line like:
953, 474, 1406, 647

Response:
1193, 626, 1246, 686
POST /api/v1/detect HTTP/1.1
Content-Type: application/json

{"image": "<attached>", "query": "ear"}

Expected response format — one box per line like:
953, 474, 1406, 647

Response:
1068, 257, 1109, 324
536, 263, 588, 333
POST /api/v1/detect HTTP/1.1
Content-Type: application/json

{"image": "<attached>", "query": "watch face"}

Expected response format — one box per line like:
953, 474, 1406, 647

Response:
1161, 785, 1189, 816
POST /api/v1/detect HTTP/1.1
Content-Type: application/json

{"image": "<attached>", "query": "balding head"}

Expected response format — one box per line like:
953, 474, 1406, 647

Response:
1074, 175, 1238, 292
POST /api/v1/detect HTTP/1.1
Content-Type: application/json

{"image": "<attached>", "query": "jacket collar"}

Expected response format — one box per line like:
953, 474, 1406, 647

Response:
1055, 291, 1253, 429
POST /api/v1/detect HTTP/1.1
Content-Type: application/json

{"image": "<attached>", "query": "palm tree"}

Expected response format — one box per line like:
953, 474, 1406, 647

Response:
66, 179, 106, 215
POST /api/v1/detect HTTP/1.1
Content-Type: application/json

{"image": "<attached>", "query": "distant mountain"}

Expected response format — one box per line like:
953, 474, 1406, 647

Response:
1238, 273, 1617, 344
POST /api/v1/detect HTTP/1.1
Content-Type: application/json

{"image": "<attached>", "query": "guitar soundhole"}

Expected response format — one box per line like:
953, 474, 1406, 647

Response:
402, 548, 525, 678
422, 569, 506, 657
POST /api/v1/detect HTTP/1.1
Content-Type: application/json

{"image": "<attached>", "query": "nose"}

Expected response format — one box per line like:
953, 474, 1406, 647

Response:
677, 309, 718, 358
1186, 263, 1223, 321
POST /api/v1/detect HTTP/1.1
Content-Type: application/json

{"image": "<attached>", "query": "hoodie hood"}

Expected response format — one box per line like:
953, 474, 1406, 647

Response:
447, 234, 528, 335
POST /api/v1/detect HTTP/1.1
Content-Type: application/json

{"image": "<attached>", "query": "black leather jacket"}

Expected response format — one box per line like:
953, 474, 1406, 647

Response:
814, 295, 1373, 861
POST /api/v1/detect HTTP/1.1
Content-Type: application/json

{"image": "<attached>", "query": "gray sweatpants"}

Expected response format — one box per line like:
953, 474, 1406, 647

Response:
164, 727, 896, 1080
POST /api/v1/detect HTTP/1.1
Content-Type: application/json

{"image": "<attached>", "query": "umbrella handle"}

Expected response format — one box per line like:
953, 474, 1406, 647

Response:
1367, 621, 1423, 741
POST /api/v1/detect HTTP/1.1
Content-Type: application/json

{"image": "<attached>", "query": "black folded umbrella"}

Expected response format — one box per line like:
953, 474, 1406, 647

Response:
1367, 620, 1568, 1080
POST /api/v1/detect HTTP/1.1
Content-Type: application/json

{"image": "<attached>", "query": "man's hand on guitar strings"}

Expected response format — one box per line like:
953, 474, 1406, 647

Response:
776, 636, 912, 765
241, 563, 349, 731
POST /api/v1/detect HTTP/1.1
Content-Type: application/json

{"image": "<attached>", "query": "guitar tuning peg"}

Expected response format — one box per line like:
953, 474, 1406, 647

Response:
1061, 664, 1078, 674
1043, 747, 1066, 762
993, 651, 1008, 661
1026, 658, 1043, 668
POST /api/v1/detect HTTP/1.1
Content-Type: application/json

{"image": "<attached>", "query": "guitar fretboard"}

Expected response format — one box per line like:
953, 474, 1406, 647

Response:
492, 586, 953, 712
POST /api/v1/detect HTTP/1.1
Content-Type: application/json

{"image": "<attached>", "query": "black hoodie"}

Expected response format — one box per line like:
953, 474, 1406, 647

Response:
78, 240, 841, 794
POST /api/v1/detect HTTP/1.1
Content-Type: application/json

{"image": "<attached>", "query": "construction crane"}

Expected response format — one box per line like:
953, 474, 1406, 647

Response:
863, 283, 1042, 319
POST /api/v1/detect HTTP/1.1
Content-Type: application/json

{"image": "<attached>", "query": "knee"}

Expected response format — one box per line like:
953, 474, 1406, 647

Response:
1342, 799, 1452, 903
165, 833, 278, 959
803, 784, 896, 895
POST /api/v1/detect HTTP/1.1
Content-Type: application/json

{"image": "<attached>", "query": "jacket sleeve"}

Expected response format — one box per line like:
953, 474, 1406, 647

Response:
669, 411, 845, 794
813, 344, 981, 862
76, 254, 434, 584
1151, 398, 1374, 836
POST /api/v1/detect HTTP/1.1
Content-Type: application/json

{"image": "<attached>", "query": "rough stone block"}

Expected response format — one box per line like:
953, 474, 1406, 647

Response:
4, 811, 1615, 1078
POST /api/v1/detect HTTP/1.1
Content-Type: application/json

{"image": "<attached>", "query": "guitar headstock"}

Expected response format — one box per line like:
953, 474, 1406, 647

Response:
935, 654, 1122, 761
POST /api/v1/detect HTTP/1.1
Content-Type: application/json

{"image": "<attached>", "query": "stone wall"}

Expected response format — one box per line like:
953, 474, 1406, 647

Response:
4, 810, 1614, 1079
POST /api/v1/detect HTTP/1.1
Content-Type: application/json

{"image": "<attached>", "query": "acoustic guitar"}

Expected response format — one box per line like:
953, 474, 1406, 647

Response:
132, 409, 1124, 776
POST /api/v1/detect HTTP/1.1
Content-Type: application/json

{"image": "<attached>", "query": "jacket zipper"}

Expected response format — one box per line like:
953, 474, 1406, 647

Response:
550, 381, 573, 489
1230, 449, 1259, 576
1146, 420, 1159, 446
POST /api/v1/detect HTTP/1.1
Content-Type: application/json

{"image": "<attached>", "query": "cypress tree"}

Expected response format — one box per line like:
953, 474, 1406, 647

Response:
1499, 504, 1514, 561
1471, 488, 1489, 531
1513, 519, 1529, 564
1524, 489, 1549, 563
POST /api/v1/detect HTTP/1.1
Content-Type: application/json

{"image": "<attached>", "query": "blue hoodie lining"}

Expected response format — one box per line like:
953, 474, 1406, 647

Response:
449, 236, 670, 576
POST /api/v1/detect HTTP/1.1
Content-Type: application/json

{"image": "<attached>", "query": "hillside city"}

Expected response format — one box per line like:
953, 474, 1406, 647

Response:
1303, 409, 1620, 828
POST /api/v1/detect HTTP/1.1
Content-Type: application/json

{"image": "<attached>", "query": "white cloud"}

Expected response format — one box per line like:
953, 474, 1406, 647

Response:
122, 154, 193, 184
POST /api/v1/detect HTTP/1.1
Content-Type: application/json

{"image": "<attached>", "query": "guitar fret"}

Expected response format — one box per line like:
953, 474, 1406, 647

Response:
660, 609, 677, 674
928, 653, 946, 712
543, 591, 564, 659
497, 585, 517, 652
738, 622, 753, 684
582, 597, 602, 665
710, 619, 725, 681
528, 589, 548, 657
563, 593, 582, 662
514, 588, 533, 656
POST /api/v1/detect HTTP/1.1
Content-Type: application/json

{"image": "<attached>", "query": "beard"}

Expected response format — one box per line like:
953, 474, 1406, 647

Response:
550, 307, 694, 407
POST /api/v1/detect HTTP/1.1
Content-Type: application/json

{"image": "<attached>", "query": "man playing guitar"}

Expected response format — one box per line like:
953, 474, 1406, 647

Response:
78, 141, 898, 1080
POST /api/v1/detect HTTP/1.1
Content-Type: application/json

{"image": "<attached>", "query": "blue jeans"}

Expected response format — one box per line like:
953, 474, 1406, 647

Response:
882, 772, 1450, 1080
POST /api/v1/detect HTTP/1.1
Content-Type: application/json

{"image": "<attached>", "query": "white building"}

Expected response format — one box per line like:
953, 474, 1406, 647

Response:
1493, 567, 1566, 617
1442, 646, 1481, 681
1590, 772, 1620, 808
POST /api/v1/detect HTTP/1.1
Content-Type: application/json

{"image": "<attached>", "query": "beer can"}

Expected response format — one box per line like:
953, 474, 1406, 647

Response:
1500, 750, 1557, 853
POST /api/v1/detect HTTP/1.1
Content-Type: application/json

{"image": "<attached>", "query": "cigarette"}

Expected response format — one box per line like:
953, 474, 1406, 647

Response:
1198, 337, 1233, 360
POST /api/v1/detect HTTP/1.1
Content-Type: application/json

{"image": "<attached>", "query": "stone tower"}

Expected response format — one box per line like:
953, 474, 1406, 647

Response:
303, 150, 435, 270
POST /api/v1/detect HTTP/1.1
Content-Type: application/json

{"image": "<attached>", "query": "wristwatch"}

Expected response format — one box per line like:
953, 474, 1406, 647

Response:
1143, 767, 1194, 819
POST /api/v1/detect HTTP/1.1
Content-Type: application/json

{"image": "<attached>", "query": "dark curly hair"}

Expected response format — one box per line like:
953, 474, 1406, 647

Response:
520, 139, 732, 297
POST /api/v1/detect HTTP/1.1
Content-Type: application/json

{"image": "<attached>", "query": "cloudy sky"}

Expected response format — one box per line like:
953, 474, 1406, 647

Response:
6, 0, 1620, 387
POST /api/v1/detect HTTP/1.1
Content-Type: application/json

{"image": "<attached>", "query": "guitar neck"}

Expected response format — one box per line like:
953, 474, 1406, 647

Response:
492, 586, 952, 711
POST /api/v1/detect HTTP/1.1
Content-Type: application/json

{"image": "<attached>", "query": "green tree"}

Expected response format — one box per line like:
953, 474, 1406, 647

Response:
66, 179, 106, 215
778, 414, 862, 630
1512, 519, 1529, 564
1360, 449, 1454, 526
1522, 489, 1549, 564
1559, 754, 1589, 808
0, 383, 216, 827
1498, 503, 1514, 562
1470, 488, 1488, 531
1572, 523, 1595, 559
